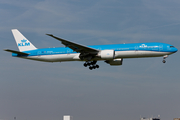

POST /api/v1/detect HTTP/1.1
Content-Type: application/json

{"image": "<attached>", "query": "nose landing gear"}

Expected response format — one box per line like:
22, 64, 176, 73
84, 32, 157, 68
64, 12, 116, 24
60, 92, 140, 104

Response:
84, 61, 99, 70
162, 55, 168, 63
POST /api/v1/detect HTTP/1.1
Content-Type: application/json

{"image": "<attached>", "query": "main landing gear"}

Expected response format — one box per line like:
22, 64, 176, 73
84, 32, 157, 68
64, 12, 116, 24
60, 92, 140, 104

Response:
84, 61, 99, 70
162, 55, 168, 63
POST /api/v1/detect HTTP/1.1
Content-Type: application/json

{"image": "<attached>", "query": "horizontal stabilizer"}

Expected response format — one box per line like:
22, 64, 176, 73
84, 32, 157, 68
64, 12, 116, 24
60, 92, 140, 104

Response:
4, 49, 29, 55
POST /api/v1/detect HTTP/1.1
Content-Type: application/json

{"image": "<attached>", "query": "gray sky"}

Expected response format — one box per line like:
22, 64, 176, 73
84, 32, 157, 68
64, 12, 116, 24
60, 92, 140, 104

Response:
0, 0, 180, 120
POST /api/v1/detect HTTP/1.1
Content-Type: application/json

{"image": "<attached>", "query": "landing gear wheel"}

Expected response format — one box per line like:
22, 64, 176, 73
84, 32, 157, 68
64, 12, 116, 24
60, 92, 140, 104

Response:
162, 60, 166, 63
88, 63, 90, 66
84, 61, 99, 70
84, 63, 87, 67
93, 66, 96, 69
89, 66, 93, 70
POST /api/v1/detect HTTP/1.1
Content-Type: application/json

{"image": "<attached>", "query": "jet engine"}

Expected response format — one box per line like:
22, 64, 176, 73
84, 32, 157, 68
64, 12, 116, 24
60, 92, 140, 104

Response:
99, 50, 115, 60
105, 58, 123, 66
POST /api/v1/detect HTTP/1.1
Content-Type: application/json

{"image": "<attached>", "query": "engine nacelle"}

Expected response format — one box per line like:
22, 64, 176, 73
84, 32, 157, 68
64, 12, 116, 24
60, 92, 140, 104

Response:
105, 58, 123, 66
99, 50, 115, 60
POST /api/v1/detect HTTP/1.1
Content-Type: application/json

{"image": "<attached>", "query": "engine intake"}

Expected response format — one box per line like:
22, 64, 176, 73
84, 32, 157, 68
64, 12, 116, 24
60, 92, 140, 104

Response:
99, 50, 115, 60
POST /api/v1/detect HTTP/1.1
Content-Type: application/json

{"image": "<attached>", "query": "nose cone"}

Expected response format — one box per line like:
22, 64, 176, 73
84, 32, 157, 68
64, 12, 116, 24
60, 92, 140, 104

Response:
174, 47, 178, 53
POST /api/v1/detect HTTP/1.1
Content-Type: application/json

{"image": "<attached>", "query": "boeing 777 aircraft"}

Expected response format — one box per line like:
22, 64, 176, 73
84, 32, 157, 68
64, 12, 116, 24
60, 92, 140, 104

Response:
4, 29, 178, 70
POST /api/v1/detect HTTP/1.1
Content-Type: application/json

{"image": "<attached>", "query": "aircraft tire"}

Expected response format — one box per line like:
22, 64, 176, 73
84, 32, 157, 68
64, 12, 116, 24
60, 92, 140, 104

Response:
89, 67, 93, 70
162, 60, 166, 63
84, 63, 87, 67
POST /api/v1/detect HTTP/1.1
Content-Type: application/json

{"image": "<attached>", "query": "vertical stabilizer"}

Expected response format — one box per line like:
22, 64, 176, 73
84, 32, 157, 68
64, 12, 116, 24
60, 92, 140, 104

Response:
12, 29, 37, 52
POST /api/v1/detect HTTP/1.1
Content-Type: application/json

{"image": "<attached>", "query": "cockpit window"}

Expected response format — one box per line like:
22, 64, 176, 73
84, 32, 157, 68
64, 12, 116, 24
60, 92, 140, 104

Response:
170, 46, 175, 48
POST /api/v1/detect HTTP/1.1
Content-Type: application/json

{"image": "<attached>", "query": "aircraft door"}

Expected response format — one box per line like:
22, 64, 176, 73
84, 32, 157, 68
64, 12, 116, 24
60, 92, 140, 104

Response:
135, 46, 138, 51
159, 45, 163, 51
135, 46, 139, 55
37, 51, 41, 56
67, 49, 71, 54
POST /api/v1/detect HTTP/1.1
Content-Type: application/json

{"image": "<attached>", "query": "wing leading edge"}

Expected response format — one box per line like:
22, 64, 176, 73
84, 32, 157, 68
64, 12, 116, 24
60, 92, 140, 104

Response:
46, 34, 99, 54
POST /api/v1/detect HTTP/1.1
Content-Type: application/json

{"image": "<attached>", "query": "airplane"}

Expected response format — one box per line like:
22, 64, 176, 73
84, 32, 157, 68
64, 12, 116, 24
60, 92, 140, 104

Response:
4, 29, 178, 70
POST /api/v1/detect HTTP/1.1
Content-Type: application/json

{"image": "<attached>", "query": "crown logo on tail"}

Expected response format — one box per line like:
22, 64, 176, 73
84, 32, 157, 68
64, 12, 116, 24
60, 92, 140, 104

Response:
21, 39, 27, 42
18, 39, 30, 47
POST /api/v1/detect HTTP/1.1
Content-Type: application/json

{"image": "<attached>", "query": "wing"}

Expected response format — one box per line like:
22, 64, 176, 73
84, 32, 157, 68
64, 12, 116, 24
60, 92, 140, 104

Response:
46, 34, 99, 54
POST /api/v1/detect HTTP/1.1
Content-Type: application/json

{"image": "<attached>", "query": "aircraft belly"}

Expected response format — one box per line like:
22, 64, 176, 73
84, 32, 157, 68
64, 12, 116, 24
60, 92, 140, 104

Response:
23, 54, 79, 62
16, 51, 173, 62
115, 51, 172, 58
